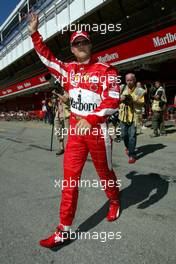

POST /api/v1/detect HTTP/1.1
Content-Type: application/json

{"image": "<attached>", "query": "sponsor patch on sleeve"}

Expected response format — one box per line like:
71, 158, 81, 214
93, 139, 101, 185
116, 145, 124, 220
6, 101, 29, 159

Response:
109, 91, 119, 98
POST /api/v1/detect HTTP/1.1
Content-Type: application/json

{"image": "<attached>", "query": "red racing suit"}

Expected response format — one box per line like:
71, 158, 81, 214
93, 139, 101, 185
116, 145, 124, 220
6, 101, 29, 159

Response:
32, 31, 120, 226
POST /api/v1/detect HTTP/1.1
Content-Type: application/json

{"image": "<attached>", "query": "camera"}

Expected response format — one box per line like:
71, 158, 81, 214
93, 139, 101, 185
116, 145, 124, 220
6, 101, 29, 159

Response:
53, 84, 64, 96
44, 73, 64, 95
159, 101, 165, 107
123, 94, 132, 105
108, 111, 119, 126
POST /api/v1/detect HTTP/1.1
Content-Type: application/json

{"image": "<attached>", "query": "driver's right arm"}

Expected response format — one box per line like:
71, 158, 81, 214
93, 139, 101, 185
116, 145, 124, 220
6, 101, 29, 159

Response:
28, 13, 68, 84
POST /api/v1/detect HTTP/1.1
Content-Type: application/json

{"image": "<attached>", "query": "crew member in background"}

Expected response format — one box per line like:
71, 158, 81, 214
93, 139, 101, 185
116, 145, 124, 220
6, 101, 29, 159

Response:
119, 73, 145, 164
52, 89, 70, 156
41, 100, 48, 123
150, 81, 167, 137
135, 82, 147, 134
45, 73, 70, 155
47, 100, 53, 125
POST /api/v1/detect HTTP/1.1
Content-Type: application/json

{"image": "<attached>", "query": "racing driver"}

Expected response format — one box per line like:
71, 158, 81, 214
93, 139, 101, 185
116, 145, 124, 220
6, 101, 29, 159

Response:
28, 13, 121, 248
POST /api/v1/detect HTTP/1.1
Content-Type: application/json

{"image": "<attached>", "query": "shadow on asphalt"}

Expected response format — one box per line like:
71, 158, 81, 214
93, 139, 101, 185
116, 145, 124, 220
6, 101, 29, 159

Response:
77, 201, 109, 231
136, 143, 167, 159
120, 170, 169, 211
49, 201, 109, 252
49, 169, 169, 252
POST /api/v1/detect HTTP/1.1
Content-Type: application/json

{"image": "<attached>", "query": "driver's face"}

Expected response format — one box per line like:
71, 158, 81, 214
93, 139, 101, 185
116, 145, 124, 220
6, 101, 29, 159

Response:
71, 36, 92, 62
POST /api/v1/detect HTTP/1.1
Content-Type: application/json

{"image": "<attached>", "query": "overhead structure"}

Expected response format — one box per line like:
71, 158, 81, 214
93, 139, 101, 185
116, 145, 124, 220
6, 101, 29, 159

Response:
0, 0, 176, 108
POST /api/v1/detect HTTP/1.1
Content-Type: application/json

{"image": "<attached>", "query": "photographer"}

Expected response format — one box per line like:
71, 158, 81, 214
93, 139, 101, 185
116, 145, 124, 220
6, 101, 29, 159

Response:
108, 111, 121, 143
119, 73, 145, 163
45, 73, 70, 155
150, 81, 167, 137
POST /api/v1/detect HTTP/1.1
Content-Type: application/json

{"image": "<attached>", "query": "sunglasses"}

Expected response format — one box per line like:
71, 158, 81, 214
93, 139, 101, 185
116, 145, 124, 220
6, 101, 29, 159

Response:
71, 39, 90, 47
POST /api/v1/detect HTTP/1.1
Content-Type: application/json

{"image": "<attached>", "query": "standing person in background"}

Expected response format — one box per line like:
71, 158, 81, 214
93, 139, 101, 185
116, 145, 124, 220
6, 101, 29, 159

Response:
41, 100, 48, 123
119, 73, 145, 164
143, 83, 151, 127
47, 100, 54, 125
174, 94, 176, 106
45, 73, 70, 155
150, 81, 167, 137
52, 96, 65, 155
135, 82, 146, 134
52, 88, 70, 156
28, 13, 121, 248
108, 111, 121, 143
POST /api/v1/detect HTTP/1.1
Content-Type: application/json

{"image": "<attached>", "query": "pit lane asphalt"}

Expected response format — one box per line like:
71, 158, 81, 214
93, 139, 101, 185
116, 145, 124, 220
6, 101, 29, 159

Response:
0, 121, 176, 264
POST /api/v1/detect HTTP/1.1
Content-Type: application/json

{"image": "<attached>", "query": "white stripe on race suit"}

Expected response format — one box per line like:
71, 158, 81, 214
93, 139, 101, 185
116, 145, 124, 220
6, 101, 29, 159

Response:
88, 108, 118, 117
100, 123, 112, 171
71, 107, 117, 117
60, 225, 71, 231
37, 52, 68, 78
116, 208, 120, 218
109, 91, 119, 99
54, 234, 64, 243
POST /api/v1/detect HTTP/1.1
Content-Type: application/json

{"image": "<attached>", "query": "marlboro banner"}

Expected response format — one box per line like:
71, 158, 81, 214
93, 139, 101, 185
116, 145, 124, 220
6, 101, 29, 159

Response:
0, 73, 48, 99
0, 25, 176, 99
92, 25, 176, 65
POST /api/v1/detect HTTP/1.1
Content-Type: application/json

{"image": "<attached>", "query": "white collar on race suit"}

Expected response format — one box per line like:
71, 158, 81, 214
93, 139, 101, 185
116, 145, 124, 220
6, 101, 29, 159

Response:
78, 58, 91, 64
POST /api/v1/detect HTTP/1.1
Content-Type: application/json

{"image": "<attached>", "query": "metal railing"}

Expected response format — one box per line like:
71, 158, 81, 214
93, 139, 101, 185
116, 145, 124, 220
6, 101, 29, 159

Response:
0, 110, 45, 121
0, 0, 74, 55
